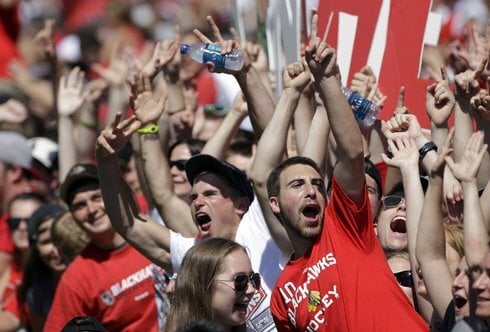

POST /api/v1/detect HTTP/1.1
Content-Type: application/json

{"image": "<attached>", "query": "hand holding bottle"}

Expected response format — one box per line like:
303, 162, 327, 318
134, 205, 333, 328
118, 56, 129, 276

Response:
191, 16, 249, 74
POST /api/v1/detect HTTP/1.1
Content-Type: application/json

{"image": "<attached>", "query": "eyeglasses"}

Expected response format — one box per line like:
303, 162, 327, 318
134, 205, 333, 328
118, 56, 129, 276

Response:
169, 159, 187, 171
381, 196, 405, 209
394, 270, 413, 288
216, 272, 261, 292
7, 217, 28, 230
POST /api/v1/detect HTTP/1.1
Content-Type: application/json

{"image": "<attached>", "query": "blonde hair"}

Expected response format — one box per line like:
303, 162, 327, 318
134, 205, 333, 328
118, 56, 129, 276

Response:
50, 212, 90, 264
445, 222, 464, 260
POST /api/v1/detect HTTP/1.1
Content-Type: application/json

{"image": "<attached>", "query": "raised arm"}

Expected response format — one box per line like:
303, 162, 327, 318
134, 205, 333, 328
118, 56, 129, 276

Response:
415, 129, 456, 319
130, 73, 198, 237
250, 60, 311, 255
193, 16, 275, 139
446, 131, 489, 269
301, 97, 331, 173
57, 67, 85, 182
95, 113, 173, 271
425, 66, 454, 149
305, 15, 364, 202
201, 92, 248, 159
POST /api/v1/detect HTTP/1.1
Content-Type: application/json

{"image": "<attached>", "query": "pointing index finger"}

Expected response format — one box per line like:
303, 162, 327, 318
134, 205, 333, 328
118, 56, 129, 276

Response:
310, 14, 318, 40
397, 87, 405, 108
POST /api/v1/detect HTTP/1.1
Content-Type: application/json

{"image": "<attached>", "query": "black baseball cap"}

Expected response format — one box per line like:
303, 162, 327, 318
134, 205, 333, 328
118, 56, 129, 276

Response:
185, 154, 254, 203
28, 204, 65, 243
59, 163, 99, 205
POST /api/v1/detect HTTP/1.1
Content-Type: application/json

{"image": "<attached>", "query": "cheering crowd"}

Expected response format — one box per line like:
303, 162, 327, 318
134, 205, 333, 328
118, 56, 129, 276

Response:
1, 0, 490, 331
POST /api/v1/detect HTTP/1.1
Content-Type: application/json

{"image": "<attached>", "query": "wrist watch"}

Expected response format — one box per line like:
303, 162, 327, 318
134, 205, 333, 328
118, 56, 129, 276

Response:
419, 141, 437, 159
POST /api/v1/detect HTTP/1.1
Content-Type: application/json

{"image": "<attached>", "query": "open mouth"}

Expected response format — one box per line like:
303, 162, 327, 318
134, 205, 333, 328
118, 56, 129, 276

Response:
390, 216, 407, 233
454, 295, 468, 309
196, 213, 211, 232
302, 204, 321, 219
233, 301, 250, 313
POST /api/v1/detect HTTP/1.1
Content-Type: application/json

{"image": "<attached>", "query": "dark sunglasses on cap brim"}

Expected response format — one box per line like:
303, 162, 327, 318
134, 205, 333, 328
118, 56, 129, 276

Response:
394, 270, 413, 288
217, 272, 261, 292
169, 159, 187, 171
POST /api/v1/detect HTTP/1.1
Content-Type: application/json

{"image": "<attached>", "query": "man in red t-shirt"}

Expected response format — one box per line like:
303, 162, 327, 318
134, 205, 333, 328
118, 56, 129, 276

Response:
43, 163, 169, 331
264, 24, 427, 331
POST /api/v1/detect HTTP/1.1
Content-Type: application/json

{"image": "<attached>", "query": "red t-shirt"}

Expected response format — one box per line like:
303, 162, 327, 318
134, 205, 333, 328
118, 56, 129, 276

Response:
0, 213, 14, 255
1, 260, 22, 312
43, 243, 159, 331
270, 178, 427, 331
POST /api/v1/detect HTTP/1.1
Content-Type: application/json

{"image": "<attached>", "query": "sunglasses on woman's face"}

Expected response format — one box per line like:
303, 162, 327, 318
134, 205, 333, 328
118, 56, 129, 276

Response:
381, 196, 405, 209
169, 159, 187, 171
7, 217, 28, 230
216, 272, 261, 292
394, 270, 413, 288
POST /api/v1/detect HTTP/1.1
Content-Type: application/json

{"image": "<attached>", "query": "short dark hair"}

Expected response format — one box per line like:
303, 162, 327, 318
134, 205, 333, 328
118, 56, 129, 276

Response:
267, 156, 324, 198
168, 139, 206, 158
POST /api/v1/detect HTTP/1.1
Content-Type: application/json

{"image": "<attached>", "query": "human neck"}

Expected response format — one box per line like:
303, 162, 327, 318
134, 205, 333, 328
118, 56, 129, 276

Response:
91, 230, 126, 251
289, 233, 315, 259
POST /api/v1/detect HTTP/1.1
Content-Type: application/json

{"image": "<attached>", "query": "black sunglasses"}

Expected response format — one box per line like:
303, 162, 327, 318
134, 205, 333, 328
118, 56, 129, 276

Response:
216, 272, 261, 292
381, 196, 405, 209
394, 270, 413, 288
169, 159, 187, 171
7, 217, 28, 230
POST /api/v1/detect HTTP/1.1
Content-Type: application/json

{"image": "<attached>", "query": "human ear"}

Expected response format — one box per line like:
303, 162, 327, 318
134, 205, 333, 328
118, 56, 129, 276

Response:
269, 197, 280, 214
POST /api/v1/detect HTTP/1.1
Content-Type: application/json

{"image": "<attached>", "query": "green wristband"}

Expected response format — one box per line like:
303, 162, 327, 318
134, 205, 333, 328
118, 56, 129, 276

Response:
137, 124, 159, 134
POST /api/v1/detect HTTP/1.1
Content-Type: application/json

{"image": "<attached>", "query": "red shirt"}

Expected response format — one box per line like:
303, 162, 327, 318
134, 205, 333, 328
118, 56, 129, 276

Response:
44, 243, 159, 331
0, 213, 14, 255
271, 178, 427, 331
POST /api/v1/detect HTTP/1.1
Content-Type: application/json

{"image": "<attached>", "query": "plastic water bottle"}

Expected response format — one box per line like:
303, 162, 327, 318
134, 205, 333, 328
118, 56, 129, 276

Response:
180, 43, 245, 71
341, 87, 380, 127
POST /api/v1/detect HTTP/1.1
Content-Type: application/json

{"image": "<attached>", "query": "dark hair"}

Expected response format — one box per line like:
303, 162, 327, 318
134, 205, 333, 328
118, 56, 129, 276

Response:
177, 319, 224, 332
267, 156, 324, 198
61, 316, 108, 332
226, 141, 254, 159
168, 139, 206, 159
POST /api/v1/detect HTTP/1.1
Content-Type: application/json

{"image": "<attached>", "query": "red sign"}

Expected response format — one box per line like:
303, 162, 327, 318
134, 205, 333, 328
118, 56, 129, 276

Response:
317, 0, 434, 128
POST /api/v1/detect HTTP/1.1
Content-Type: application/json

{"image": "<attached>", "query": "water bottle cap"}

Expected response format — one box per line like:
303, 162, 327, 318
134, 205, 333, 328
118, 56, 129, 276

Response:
180, 43, 189, 54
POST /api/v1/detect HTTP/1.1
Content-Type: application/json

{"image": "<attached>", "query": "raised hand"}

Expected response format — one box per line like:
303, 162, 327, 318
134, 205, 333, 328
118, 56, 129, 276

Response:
0, 99, 28, 123
452, 24, 490, 79
96, 112, 141, 158
445, 131, 487, 183
163, 26, 183, 79
283, 60, 311, 91
381, 113, 424, 142
239, 37, 268, 73
84, 78, 109, 104
350, 65, 376, 98
193, 16, 246, 74
129, 72, 168, 125
33, 19, 56, 59
394, 87, 409, 115
454, 57, 486, 97
142, 40, 179, 80
381, 136, 419, 170
58, 67, 85, 116
426, 66, 455, 125
92, 42, 131, 87
305, 15, 338, 81
470, 76, 490, 120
